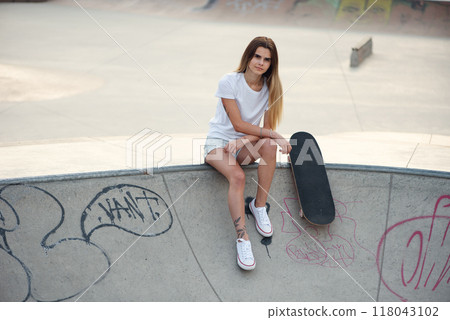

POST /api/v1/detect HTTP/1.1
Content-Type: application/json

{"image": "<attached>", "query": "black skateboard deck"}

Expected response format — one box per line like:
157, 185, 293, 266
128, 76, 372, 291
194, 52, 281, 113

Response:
289, 132, 335, 225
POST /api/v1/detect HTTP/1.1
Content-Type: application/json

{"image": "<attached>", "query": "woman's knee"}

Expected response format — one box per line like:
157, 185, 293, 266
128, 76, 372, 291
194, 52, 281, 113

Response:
229, 169, 246, 189
260, 138, 277, 158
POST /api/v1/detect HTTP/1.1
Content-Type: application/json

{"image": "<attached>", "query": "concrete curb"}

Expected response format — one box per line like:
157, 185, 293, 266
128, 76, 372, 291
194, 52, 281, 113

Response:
2, 163, 449, 185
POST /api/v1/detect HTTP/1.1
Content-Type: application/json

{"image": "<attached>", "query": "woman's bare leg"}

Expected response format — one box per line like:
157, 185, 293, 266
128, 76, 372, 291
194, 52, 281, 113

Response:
255, 139, 277, 207
206, 148, 248, 240
237, 138, 277, 207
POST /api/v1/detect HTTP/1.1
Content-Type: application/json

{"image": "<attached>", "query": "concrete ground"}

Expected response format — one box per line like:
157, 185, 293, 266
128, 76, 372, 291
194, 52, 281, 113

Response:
1, 0, 450, 306
0, 0, 449, 178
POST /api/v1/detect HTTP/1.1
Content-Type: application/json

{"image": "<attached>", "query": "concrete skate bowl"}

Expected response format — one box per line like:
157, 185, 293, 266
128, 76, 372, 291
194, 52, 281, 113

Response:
54, 0, 450, 37
1, 164, 449, 302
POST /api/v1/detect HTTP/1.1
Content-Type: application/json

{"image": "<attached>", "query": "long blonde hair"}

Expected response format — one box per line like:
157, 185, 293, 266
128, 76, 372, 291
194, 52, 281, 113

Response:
236, 36, 283, 130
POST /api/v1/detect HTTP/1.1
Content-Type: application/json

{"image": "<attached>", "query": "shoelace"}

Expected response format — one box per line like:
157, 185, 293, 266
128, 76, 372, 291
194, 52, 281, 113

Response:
256, 207, 270, 225
239, 241, 253, 260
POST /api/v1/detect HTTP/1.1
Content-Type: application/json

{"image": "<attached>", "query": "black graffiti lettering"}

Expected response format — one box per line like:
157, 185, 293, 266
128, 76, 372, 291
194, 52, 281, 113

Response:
135, 190, 160, 221
112, 198, 126, 221
98, 199, 116, 224
82, 184, 173, 242
97, 197, 138, 223
1, 183, 174, 302
0, 209, 5, 226
97, 190, 162, 224
124, 191, 145, 221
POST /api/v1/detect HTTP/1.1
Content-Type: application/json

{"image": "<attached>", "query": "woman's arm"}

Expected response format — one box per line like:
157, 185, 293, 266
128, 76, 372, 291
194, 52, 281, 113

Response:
224, 134, 259, 155
262, 110, 292, 154
222, 98, 292, 154
222, 98, 263, 136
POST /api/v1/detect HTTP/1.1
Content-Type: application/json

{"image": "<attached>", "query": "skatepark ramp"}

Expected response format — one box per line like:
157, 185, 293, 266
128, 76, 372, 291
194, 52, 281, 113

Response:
50, 0, 450, 37
1, 164, 449, 302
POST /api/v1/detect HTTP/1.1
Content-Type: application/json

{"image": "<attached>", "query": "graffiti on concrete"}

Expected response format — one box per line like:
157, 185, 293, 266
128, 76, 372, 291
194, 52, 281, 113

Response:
197, 0, 449, 34
81, 184, 173, 241
377, 195, 450, 302
336, 0, 393, 23
280, 197, 375, 269
0, 184, 172, 302
198, 0, 220, 10
226, 0, 285, 13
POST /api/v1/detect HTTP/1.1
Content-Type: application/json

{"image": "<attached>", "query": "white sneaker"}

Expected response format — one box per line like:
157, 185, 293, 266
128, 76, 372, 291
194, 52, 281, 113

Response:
250, 198, 273, 237
236, 239, 255, 270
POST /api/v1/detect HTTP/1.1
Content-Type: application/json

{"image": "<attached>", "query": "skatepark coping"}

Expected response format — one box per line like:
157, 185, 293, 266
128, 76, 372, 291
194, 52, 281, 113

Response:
2, 163, 450, 185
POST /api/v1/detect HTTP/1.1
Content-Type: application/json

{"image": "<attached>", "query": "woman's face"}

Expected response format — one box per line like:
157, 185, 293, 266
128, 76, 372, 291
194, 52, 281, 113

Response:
247, 46, 271, 76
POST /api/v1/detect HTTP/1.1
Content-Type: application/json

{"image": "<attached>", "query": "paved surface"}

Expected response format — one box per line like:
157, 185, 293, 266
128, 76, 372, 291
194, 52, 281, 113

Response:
0, 0, 449, 179
0, 0, 450, 303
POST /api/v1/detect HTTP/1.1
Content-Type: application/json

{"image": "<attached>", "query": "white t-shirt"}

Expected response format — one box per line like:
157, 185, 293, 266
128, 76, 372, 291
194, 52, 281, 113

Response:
207, 72, 269, 141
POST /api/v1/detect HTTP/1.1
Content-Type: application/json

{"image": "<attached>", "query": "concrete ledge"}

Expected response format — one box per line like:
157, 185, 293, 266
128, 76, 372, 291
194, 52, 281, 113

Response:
350, 37, 373, 67
0, 169, 144, 185
2, 163, 450, 185
325, 163, 450, 179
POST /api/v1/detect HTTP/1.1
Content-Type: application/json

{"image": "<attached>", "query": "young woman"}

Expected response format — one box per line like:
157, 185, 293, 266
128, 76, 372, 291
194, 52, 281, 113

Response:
204, 36, 292, 271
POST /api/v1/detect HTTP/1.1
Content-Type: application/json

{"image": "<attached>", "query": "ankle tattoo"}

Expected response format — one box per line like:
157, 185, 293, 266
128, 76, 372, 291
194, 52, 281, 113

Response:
234, 217, 247, 239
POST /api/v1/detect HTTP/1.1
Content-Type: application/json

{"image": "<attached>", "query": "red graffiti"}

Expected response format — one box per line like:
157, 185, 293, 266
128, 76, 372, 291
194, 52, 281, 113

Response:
377, 195, 450, 301
280, 197, 375, 269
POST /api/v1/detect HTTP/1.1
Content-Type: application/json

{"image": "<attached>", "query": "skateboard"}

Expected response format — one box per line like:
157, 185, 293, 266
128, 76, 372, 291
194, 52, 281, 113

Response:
288, 132, 335, 225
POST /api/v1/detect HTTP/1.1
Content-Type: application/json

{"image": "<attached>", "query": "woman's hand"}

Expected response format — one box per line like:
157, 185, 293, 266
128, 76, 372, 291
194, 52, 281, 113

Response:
275, 137, 292, 154
224, 138, 244, 155
270, 131, 292, 154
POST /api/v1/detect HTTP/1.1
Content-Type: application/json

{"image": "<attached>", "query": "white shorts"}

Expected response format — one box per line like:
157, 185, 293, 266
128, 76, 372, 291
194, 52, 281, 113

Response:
204, 136, 243, 160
